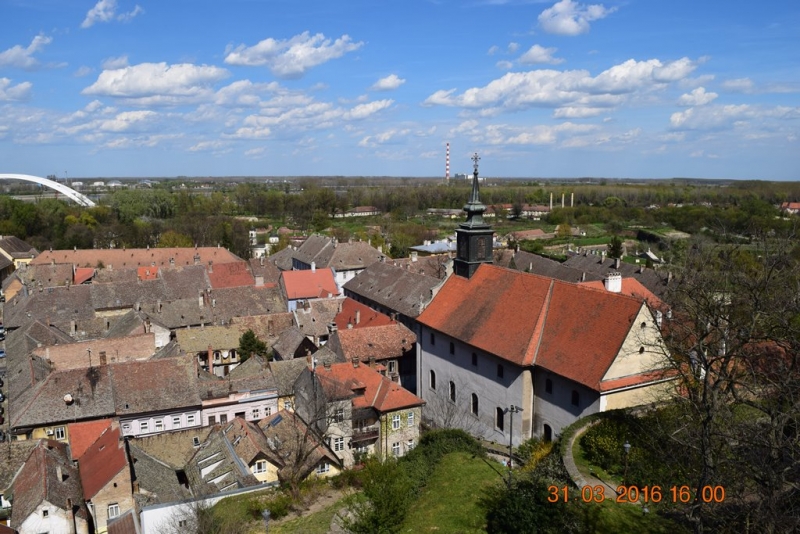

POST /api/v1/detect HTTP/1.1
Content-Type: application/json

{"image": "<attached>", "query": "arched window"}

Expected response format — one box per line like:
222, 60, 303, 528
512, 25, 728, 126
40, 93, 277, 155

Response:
543, 424, 552, 442
495, 407, 505, 431
449, 381, 456, 402
471, 393, 479, 415
545, 378, 553, 394
429, 370, 436, 390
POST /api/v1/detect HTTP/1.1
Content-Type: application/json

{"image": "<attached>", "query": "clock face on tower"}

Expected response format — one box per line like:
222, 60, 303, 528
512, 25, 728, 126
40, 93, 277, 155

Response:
477, 237, 486, 259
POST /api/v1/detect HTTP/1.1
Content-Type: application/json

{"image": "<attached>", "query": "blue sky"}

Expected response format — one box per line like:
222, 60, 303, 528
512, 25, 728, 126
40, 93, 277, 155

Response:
1, 0, 798, 180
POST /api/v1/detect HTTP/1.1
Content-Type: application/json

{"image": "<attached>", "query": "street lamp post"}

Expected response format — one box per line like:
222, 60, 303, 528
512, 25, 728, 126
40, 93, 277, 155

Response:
505, 405, 523, 489
623, 440, 631, 488
261, 509, 270, 533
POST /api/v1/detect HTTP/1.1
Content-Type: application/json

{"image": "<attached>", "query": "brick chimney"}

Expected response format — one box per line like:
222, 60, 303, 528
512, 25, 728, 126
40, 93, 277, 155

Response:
208, 345, 214, 375
355, 310, 360, 325
352, 356, 360, 367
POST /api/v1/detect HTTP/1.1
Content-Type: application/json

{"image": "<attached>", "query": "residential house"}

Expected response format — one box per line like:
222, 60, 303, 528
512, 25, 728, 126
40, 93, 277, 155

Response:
259, 410, 342, 481
293, 297, 343, 345
291, 235, 385, 290
294, 360, 425, 465
327, 322, 417, 392
266, 358, 311, 413
271, 326, 318, 361
280, 267, 339, 312
0, 441, 39, 525
0, 236, 38, 269
176, 326, 243, 377
197, 362, 279, 427
206, 261, 255, 289
562, 253, 672, 298
9, 440, 90, 534
73, 422, 134, 534
780, 201, 800, 214
333, 206, 381, 218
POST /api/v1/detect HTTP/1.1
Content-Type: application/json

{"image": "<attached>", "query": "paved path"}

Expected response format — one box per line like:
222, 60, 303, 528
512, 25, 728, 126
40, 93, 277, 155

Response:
562, 418, 619, 498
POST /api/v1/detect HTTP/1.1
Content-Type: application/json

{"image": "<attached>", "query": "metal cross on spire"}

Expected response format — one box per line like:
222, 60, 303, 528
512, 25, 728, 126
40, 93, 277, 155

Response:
472, 152, 480, 174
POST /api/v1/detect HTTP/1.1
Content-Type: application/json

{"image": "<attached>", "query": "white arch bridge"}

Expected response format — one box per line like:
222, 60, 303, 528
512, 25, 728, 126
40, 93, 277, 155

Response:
0, 173, 96, 207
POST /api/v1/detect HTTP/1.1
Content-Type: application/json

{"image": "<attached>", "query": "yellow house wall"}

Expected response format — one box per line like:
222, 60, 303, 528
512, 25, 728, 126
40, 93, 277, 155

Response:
602, 380, 676, 411
31, 425, 69, 443
250, 461, 280, 484
603, 305, 668, 382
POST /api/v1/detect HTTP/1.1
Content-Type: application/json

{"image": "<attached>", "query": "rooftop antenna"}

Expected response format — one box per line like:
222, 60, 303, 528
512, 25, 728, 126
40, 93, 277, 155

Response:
445, 142, 450, 183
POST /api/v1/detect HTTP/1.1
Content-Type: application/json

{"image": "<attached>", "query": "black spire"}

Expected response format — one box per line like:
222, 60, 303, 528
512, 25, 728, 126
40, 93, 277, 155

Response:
462, 152, 486, 228
454, 152, 494, 279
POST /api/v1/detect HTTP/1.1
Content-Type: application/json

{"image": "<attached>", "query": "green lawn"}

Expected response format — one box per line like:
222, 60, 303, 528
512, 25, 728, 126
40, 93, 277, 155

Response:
400, 451, 502, 533
267, 496, 349, 534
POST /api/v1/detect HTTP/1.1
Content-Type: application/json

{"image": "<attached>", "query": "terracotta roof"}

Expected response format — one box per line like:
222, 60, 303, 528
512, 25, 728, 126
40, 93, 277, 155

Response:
31, 246, 242, 268
31, 333, 156, 370
281, 268, 339, 300
207, 261, 255, 289
418, 264, 648, 390
73, 267, 95, 284
599, 369, 679, 392
334, 298, 393, 330
108, 509, 141, 534
562, 253, 672, 297
68, 418, 114, 460
579, 277, 664, 310
77, 424, 128, 499
248, 257, 282, 286
0, 440, 39, 492
136, 266, 158, 281
314, 362, 424, 413
328, 323, 416, 362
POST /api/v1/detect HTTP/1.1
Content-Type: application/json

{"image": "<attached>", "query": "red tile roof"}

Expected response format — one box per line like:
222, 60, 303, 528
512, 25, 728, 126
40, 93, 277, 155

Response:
316, 362, 424, 413
281, 268, 339, 300
136, 266, 159, 281
207, 261, 255, 289
74, 267, 96, 285
68, 418, 113, 460
334, 298, 393, 330
32, 247, 242, 268
418, 264, 648, 391
599, 369, 679, 392
77, 424, 128, 499
331, 323, 416, 361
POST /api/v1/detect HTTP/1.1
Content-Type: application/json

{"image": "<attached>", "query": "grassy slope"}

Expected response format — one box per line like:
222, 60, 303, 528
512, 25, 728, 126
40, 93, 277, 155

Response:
400, 451, 502, 533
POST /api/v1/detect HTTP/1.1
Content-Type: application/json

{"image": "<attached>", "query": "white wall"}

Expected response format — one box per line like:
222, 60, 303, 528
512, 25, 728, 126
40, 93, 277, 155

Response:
202, 394, 279, 426
18, 500, 89, 534
120, 409, 202, 438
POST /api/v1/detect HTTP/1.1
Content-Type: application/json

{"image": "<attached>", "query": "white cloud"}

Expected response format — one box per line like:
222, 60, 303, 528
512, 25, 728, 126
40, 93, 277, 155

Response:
358, 128, 410, 147
245, 147, 266, 157
213, 80, 281, 107
508, 42, 520, 53
102, 55, 129, 70
82, 62, 230, 104
519, 44, 564, 65
538, 0, 616, 36
189, 140, 230, 153
0, 35, 52, 69
224, 32, 363, 79
370, 74, 406, 91
670, 103, 800, 131
496, 60, 514, 70
553, 106, 604, 118
82, 0, 143, 29
677, 87, 717, 106
721, 77, 755, 94
488, 45, 500, 55
0, 78, 32, 101
99, 110, 157, 132
424, 57, 698, 114
343, 99, 393, 119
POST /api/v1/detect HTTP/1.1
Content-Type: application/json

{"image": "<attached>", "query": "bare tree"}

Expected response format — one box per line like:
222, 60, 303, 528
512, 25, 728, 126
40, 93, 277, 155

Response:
422, 377, 487, 440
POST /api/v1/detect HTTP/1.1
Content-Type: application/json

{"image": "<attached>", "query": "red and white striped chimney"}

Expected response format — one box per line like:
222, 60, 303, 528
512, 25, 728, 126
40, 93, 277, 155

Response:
445, 142, 450, 182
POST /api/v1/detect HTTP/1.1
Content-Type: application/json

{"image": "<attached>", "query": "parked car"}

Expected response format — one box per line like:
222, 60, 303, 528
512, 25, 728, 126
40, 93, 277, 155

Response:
0, 393, 4, 403
0, 349, 6, 358
0, 415, 4, 425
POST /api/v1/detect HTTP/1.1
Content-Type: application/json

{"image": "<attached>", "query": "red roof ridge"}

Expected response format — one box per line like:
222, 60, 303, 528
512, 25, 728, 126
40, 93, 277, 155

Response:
525, 278, 554, 366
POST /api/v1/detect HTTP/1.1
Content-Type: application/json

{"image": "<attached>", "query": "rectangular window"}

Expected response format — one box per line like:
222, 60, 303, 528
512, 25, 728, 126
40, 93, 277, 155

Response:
154, 419, 164, 432
108, 503, 120, 519
392, 442, 400, 457
316, 462, 330, 475
333, 408, 344, 423
220, 414, 228, 424
253, 460, 268, 474
140, 421, 149, 433
388, 360, 396, 374
264, 407, 272, 417
187, 414, 196, 425
333, 437, 344, 452
122, 423, 131, 433
252, 407, 261, 419
472, 352, 478, 366
407, 412, 414, 428
54, 427, 66, 440
571, 390, 580, 407
284, 401, 293, 411
392, 414, 401, 430
407, 439, 415, 451
173, 416, 182, 428
449, 341, 455, 355
497, 364, 504, 379
430, 332, 435, 345
208, 415, 216, 425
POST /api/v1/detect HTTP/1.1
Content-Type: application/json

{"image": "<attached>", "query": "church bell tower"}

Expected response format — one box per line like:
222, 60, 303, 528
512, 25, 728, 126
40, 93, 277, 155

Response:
453, 152, 494, 279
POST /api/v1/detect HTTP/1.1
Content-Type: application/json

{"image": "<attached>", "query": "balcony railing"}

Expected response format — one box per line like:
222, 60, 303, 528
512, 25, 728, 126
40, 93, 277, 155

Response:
351, 425, 379, 442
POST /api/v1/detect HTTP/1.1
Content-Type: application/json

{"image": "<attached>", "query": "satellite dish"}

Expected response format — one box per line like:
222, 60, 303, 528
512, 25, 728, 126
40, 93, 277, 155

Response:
64, 393, 74, 405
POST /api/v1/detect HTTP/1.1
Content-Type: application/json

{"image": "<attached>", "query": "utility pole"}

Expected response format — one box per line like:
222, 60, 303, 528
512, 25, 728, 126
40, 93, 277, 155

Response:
505, 405, 523, 489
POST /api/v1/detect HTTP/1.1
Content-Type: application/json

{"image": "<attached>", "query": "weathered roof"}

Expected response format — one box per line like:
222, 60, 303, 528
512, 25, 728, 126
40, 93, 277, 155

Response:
176, 326, 242, 353
271, 326, 313, 360
418, 264, 647, 390
294, 298, 342, 339
77, 423, 128, 500
579, 277, 664, 310
248, 257, 282, 286
10, 440, 88, 530
281, 268, 339, 300
327, 323, 416, 362
389, 254, 451, 279
267, 246, 295, 271
343, 262, 442, 318
0, 440, 39, 491
314, 362, 425, 413
13, 262, 74, 288
562, 253, 672, 297
512, 250, 602, 284
127, 444, 193, 507
107, 509, 142, 534
129, 426, 214, 470
230, 312, 295, 344
0, 235, 38, 257
267, 359, 310, 397
294, 236, 385, 271
185, 421, 261, 493
31, 246, 242, 268
259, 410, 339, 479
3, 284, 94, 329
112, 356, 201, 416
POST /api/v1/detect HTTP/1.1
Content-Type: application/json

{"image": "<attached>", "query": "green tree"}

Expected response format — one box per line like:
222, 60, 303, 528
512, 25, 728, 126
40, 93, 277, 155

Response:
607, 235, 624, 259
238, 329, 267, 362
